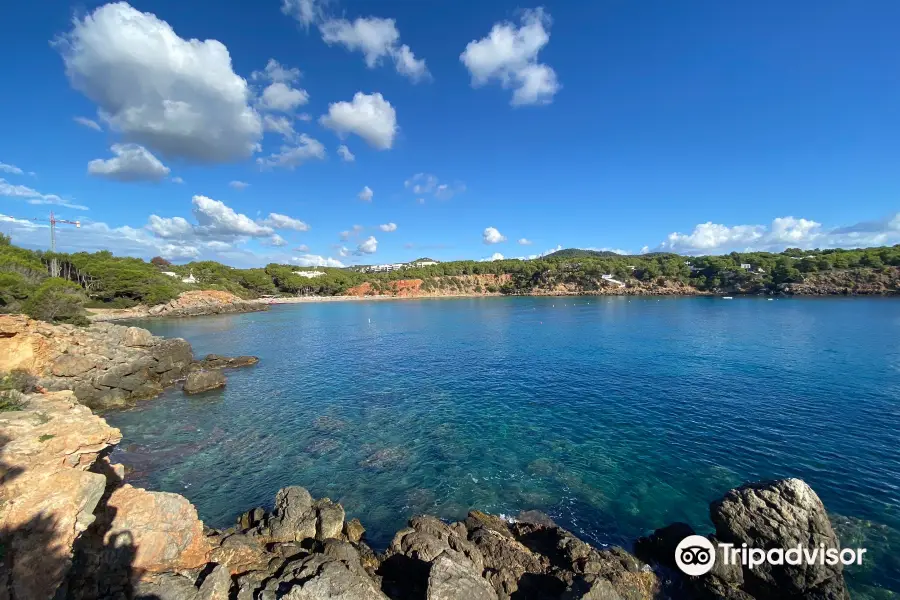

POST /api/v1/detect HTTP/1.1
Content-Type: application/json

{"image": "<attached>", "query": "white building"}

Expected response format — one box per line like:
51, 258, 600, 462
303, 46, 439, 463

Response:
182, 272, 196, 284
161, 271, 179, 278
413, 260, 438, 267
740, 263, 752, 270
294, 270, 326, 278
365, 263, 406, 273
601, 274, 614, 280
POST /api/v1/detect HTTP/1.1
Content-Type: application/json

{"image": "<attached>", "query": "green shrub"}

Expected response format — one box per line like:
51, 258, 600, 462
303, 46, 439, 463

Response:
23, 279, 89, 325
0, 370, 35, 411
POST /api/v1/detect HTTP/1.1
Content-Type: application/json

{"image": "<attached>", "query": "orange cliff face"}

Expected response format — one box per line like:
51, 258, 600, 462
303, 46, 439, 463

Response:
344, 275, 512, 298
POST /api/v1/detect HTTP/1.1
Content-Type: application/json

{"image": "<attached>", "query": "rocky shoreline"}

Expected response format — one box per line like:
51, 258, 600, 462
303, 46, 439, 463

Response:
0, 385, 854, 600
0, 315, 258, 410
88, 290, 268, 323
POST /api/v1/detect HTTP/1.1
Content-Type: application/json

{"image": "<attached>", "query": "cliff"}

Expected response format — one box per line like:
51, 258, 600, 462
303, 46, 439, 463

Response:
0, 388, 854, 599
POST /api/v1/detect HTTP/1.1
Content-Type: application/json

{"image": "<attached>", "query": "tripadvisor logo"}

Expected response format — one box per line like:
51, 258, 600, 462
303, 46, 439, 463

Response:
674, 535, 866, 577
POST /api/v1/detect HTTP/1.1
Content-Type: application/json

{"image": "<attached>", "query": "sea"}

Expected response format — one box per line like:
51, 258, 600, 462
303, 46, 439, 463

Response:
105, 296, 900, 595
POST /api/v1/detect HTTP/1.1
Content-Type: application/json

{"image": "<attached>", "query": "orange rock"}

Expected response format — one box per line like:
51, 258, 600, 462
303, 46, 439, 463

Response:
104, 485, 213, 573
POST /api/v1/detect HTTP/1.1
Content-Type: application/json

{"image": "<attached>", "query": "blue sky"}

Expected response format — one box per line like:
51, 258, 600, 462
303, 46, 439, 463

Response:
1, 0, 899, 267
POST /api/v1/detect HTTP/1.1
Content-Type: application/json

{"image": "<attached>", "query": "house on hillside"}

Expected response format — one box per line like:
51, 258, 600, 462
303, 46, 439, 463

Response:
294, 270, 326, 278
161, 271, 178, 278
182, 272, 196, 284
740, 263, 752, 270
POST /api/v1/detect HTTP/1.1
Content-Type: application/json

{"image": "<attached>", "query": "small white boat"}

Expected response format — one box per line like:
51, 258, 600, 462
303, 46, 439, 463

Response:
722, 296, 733, 300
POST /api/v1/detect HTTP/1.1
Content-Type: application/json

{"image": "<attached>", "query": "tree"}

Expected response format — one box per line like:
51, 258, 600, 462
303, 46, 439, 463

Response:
0, 233, 10, 246
22, 279, 88, 325
150, 256, 172, 268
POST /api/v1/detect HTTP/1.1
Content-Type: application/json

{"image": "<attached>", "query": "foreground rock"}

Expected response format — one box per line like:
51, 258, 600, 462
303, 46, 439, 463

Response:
0, 315, 257, 410
0, 390, 122, 599
183, 369, 226, 394
637, 478, 849, 600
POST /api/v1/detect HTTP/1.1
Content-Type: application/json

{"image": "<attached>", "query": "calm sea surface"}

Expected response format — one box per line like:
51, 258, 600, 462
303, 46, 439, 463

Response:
106, 297, 900, 594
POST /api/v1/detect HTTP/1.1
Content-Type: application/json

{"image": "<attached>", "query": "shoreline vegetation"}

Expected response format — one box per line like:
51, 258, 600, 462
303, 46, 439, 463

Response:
2, 232, 899, 326
0, 315, 867, 599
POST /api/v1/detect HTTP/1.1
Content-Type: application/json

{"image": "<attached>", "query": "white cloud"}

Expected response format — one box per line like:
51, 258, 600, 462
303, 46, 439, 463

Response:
171, 176, 184, 184
87, 143, 170, 182
358, 186, 374, 202
259, 82, 309, 112
295, 243, 310, 252
57, 2, 262, 162
518, 238, 532, 245
191, 195, 273, 238
262, 213, 310, 231
358, 235, 378, 254
0, 178, 88, 211
490, 252, 504, 261
337, 144, 355, 162
263, 114, 297, 139
319, 17, 429, 81
378, 222, 397, 232
203, 240, 232, 251
256, 134, 326, 169
404, 173, 466, 200
320, 92, 398, 150
229, 180, 250, 190
338, 246, 350, 257
483, 226, 507, 244
147, 215, 193, 238
73, 116, 102, 131
281, 0, 323, 28
292, 254, 345, 267
266, 233, 288, 247
251, 58, 301, 84
654, 214, 900, 254
460, 8, 560, 106
0, 162, 24, 175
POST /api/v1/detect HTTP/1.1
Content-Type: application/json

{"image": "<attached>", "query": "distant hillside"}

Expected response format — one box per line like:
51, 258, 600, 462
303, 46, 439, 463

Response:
544, 248, 626, 259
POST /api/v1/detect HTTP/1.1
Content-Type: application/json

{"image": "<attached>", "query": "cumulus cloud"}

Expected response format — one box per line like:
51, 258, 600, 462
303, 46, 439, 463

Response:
263, 114, 297, 140
0, 163, 24, 175
256, 134, 326, 169
191, 195, 273, 238
0, 178, 88, 211
378, 222, 397, 232
358, 186, 374, 202
358, 235, 378, 254
259, 82, 309, 112
483, 226, 507, 244
518, 238, 532, 245
295, 243, 310, 252
56, 2, 262, 162
404, 173, 466, 200
460, 8, 560, 106
87, 143, 170, 182
292, 254, 345, 267
320, 92, 398, 150
229, 180, 250, 190
261, 213, 310, 231
171, 176, 184, 184
147, 215, 193, 238
653, 214, 900, 254
74, 116, 102, 131
281, 0, 324, 28
337, 144, 355, 162
489, 253, 504, 261
266, 233, 288, 247
252, 58, 301, 84
319, 17, 429, 82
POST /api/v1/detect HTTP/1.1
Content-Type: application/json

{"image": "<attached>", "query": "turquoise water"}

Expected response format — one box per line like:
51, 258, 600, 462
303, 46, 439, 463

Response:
106, 297, 900, 593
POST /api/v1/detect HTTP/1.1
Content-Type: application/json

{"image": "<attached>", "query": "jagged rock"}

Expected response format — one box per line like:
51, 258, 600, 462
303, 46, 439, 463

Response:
315, 498, 346, 540
427, 553, 498, 600
133, 572, 202, 600
124, 326, 155, 347
344, 518, 366, 543
634, 521, 695, 568
267, 486, 317, 542
197, 564, 233, 600
263, 554, 389, 599
183, 370, 226, 394
210, 533, 274, 575
103, 484, 213, 573
191, 354, 259, 370
0, 315, 195, 409
710, 478, 848, 598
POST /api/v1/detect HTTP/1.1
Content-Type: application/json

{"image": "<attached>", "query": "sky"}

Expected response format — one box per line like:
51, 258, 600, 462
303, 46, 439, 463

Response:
0, 0, 899, 267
